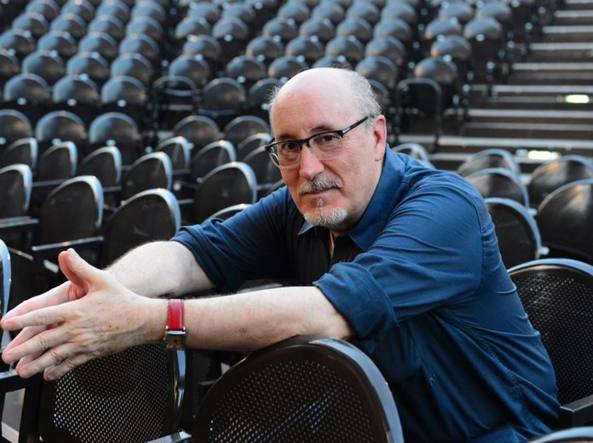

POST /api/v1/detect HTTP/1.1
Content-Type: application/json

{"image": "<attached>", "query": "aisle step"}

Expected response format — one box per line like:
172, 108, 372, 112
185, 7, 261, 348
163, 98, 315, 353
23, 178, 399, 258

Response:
466, 108, 593, 124
542, 25, 593, 41
528, 42, 593, 61
553, 9, 593, 25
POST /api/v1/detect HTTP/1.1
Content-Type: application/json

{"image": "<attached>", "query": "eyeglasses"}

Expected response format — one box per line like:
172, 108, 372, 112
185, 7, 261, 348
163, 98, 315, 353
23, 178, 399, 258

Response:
265, 116, 370, 169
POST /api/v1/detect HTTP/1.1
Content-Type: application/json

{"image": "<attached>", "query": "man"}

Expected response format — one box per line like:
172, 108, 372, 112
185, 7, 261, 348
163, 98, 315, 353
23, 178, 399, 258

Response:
2, 68, 558, 442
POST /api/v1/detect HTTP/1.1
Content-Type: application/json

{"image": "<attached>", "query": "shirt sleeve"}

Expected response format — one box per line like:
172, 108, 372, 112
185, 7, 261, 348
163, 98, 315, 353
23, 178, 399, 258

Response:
171, 188, 296, 291
314, 182, 486, 353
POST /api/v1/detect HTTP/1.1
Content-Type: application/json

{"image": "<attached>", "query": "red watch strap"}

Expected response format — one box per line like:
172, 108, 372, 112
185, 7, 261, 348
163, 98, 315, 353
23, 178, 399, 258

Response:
167, 299, 184, 331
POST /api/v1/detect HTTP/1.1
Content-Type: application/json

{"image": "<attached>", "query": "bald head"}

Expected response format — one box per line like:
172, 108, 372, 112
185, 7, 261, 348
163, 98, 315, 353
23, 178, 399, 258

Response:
268, 68, 381, 131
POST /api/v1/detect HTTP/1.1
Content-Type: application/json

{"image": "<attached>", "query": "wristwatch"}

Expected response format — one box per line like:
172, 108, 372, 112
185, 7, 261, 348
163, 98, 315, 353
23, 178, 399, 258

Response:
164, 299, 186, 349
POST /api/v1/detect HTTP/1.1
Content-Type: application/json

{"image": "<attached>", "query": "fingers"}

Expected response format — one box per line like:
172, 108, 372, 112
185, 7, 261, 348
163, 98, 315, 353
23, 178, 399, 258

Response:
13, 342, 81, 379
2, 324, 70, 365
43, 353, 94, 381
2, 282, 71, 321
2, 325, 47, 356
58, 249, 104, 291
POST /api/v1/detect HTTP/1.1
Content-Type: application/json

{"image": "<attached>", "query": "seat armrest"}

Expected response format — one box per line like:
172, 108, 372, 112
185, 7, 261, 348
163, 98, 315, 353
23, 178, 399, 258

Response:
31, 236, 104, 260
559, 394, 593, 427
0, 216, 39, 232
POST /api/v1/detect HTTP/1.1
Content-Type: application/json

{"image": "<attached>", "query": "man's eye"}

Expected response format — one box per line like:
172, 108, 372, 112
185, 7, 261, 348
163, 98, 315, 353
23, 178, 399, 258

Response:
314, 133, 341, 145
278, 141, 301, 152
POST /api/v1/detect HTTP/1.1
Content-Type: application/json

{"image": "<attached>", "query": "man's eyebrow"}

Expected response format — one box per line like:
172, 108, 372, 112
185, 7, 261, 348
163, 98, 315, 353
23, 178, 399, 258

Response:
275, 123, 336, 140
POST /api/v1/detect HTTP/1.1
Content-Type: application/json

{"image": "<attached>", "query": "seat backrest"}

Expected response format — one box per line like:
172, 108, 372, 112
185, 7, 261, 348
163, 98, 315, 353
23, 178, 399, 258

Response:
527, 426, 593, 443
0, 163, 32, 218
102, 189, 181, 266
457, 148, 520, 177
35, 110, 87, 154
466, 167, 529, 206
194, 335, 403, 443
191, 140, 235, 181
193, 162, 257, 223
392, 143, 433, 165
79, 146, 122, 188
0, 238, 9, 317
35, 344, 184, 443
1, 137, 38, 169
157, 136, 192, 172
536, 179, 593, 262
121, 152, 172, 200
38, 175, 103, 245
208, 203, 251, 221
173, 115, 222, 152
243, 146, 281, 187
0, 109, 33, 148
37, 141, 78, 181
223, 114, 270, 149
528, 155, 593, 208
485, 197, 540, 268
509, 259, 593, 405
236, 132, 272, 161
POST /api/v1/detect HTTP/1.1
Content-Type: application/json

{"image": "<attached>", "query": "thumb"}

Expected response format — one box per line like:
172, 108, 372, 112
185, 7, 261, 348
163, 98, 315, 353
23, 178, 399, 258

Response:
58, 249, 103, 290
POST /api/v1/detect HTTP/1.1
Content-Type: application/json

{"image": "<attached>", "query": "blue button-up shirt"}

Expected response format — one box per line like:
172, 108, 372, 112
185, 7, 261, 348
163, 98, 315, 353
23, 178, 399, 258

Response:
173, 148, 558, 442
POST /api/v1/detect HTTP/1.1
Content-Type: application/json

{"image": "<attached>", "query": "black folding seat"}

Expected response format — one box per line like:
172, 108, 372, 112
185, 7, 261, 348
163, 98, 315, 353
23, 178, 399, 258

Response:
126, 17, 164, 45
0, 164, 32, 218
368, 79, 392, 114
100, 76, 148, 129
96, 0, 130, 24
268, 55, 308, 81
52, 75, 100, 125
221, 3, 257, 27
457, 148, 521, 177
373, 18, 414, 48
285, 36, 324, 65
1, 137, 38, 169
192, 162, 257, 223
61, 0, 95, 23
311, 2, 345, 24
121, 152, 173, 200
174, 17, 211, 47
347, 1, 381, 24
101, 188, 181, 266
168, 54, 211, 91
79, 146, 122, 189
312, 55, 352, 69
186, 2, 221, 25
356, 56, 398, 90
439, 2, 475, 26
536, 179, 593, 262
392, 142, 433, 167
413, 56, 459, 111
79, 32, 119, 62
0, 29, 36, 61
477, 2, 513, 37
243, 146, 281, 197
226, 55, 267, 89
66, 52, 110, 87
37, 141, 78, 182
88, 15, 126, 42
0, 110, 33, 149
245, 36, 284, 65
21, 51, 64, 87
224, 116, 270, 150
89, 112, 143, 165
466, 168, 529, 207
485, 197, 541, 268
381, 2, 417, 27
325, 36, 365, 66
431, 35, 472, 83
299, 17, 336, 43
199, 77, 247, 127
246, 77, 283, 119
423, 18, 463, 48
245, 0, 279, 27
336, 17, 373, 44
464, 17, 505, 83
37, 31, 78, 61
3, 73, 51, 125
263, 17, 300, 44
236, 133, 272, 161
49, 13, 87, 41
0, 50, 19, 90
110, 53, 154, 87
173, 115, 222, 152
365, 36, 406, 71
277, 2, 310, 24
12, 12, 49, 39
528, 156, 593, 208
26, 0, 60, 22
157, 136, 192, 175
191, 140, 236, 182
209, 203, 251, 221
131, 1, 167, 25
119, 34, 161, 68
212, 17, 251, 64
35, 111, 87, 157
182, 34, 222, 68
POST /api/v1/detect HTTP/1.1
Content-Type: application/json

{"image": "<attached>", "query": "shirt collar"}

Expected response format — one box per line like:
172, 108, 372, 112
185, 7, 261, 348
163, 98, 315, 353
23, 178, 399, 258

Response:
297, 146, 405, 250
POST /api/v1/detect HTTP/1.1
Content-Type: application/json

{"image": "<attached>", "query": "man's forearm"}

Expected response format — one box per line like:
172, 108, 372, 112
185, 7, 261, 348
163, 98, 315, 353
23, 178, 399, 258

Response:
145, 286, 353, 352
107, 241, 214, 298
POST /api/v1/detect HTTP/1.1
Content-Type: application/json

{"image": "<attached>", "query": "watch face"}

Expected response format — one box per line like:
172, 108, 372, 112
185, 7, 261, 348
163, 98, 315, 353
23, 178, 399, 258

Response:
165, 329, 187, 349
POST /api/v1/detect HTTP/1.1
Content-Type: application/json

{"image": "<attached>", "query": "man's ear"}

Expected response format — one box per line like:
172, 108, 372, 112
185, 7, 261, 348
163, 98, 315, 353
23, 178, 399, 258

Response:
372, 115, 387, 161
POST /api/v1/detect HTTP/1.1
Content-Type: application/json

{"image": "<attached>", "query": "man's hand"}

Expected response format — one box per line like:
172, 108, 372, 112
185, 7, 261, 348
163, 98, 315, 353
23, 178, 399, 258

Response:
1, 249, 166, 381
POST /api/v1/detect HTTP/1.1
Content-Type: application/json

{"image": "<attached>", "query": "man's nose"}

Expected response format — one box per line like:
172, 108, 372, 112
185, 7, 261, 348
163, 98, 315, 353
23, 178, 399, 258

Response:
298, 145, 325, 179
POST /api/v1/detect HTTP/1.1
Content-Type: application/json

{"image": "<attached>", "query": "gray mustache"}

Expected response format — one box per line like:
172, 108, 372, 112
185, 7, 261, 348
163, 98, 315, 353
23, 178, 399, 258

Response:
298, 175, 342, 195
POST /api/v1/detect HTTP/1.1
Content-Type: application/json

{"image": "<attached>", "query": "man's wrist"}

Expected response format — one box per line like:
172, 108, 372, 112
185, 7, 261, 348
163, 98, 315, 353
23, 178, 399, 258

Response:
143, 298, 169, 343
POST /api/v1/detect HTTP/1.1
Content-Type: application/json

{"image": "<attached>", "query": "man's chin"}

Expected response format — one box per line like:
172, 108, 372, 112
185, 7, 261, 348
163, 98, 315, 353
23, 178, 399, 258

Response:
303, 207, 348, 229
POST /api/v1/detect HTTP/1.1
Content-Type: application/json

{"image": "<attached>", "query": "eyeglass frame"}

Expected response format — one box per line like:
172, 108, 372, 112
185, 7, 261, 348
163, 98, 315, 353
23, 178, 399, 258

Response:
264, 115, 371, 169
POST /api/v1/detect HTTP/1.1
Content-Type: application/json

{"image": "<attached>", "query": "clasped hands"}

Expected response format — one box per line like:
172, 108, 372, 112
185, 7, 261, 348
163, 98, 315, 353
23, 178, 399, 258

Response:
1, 249, 164, 381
